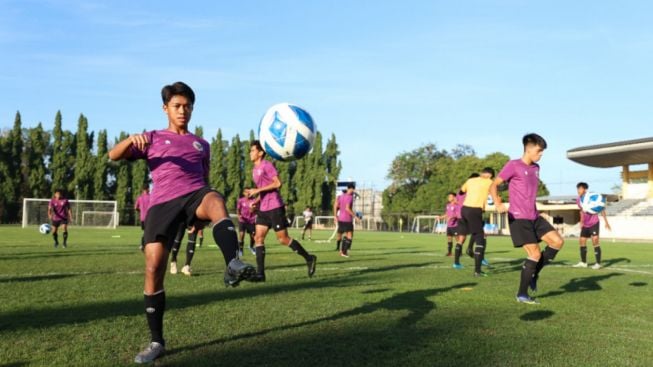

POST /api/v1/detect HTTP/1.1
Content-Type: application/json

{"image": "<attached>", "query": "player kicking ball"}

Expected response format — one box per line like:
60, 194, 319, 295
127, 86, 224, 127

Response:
574, 182, 611, 270
246, 140, 317, 282
48, 189, 72, 248
109, 82, 256, 364
490, 133, 564, 305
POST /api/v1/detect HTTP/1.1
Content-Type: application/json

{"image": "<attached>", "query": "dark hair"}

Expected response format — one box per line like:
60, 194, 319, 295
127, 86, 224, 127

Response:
522, 133, 547, 149
469, 173, 480, 178
448, 192, 456, 196
577, 182, 589, 190
347, 183, 356, 189
250, 140, 266, 157
482, 167, 495, 178
161, 82, 195, 105
142, 185, 149, 191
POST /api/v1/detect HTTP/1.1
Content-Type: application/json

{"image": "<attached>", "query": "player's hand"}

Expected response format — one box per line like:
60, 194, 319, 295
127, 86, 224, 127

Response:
245, 188, 258, 198
129, 134, 149, 151
495, 202, 507, 213
606, 223, 612, 231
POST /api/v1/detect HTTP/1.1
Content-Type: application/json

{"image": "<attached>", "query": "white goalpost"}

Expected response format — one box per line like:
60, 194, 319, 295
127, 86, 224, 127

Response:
22, 198, 119, 229
411, 215, 441, 233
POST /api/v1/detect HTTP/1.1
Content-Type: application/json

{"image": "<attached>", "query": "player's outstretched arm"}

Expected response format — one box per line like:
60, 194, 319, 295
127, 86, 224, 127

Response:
490, 177, 506, 213
108, 134, 149, 161
247, 176, 282, 197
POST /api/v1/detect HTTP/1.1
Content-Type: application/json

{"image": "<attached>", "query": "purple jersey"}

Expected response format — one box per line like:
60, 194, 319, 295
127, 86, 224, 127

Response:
49, 198, 70, 221
455, 193, 466, 218
445, 202, 460, 227
577, 197, 600, 228
238, 197, 256, 224
128, 130, 209, 208
337, 194, 354, 222
498, 159, 540, 221
252, 160, 284, 212
135, 193, 151, 222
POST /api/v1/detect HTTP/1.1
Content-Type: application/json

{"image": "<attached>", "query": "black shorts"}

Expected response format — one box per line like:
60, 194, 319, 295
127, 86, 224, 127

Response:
52, 219, 68, 228
458, 206, 483, 236
239, 221, 255, 234
446, 226, 459, 237
337, 221, 354, 233
580, 223, 600, 238
256, 206, 288, 232
140, 221, 145, 230
143, 186, 220, 250
508, 216, 555, 248
304, 219, 314, 229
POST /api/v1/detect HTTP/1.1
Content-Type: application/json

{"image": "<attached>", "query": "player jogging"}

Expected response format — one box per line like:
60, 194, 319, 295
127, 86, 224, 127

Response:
246, 140, 317, 282
135, 186, 150, 251
108, 82, 256, 363
334, 184, 356, 258
490, 133, 564, 305
237, 189, 257, 256
457, 168, 494, 277
574, 182, 611, 270
48, 189, 72, 248
301, 207, 314, 240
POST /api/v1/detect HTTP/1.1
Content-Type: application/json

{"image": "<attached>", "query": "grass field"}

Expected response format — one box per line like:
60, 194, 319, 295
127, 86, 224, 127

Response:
0, 225, 652, 366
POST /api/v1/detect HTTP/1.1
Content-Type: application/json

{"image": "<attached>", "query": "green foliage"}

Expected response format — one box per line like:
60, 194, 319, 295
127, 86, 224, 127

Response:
23, 123, 50, 198
93, 130, 109, 200
194, 125, 204, 138
73, 114, 94, 199
114, 132, 133, 224
225, 134, 243, 210
210, 129, 227, 195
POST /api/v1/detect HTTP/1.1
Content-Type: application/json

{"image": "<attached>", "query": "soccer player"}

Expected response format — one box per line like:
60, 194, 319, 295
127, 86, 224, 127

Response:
438, 192, 460, 257
237, 189, 257, 256
108, 82, 256, 363
334, 184, 356, 258
457, 168, 494, 276
301, 206, 314, 241
169, 223, 198, 276
135, 186, 150, 251
48, 189, 72, 248
490, 133, 564, 305
246, 140, 317, 282
574, 182, 611, 270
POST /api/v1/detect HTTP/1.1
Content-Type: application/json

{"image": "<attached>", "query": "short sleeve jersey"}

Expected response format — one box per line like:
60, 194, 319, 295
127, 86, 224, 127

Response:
252, 160, 284, 212
337, 194, 354, 222
237, 197, 256, 224
445, 202, 460, 227
135, 193, 151, 222
577, 197, 600, 228
49, 198, 70, 221
303, 210, 313, 221
498, 159, 540, 221
128, 130, 209, 208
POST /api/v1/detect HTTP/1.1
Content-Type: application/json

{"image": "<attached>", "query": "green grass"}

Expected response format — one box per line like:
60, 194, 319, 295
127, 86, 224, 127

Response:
1, 225, 652, 366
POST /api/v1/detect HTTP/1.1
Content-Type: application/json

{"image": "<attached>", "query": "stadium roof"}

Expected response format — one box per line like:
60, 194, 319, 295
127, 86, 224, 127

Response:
567, 137, 653, 168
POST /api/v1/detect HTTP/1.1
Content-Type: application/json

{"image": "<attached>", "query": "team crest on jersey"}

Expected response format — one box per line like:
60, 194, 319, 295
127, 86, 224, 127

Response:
192, 141, 204, 151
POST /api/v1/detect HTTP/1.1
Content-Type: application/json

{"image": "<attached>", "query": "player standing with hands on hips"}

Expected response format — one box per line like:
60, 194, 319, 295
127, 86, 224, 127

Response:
109, 82, 257, 364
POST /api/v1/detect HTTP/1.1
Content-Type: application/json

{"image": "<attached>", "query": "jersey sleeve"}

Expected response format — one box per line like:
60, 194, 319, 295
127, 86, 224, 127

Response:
498, 161, 515, 182
266, 161, 279, 178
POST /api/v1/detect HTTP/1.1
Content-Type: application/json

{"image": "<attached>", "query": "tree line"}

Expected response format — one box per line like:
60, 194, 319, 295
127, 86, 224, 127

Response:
0, 111, 341, 224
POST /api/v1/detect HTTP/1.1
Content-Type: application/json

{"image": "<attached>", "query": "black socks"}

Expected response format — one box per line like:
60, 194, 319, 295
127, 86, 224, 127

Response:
255, 246, 266, 275
171, 243, 179, 262
518, 260, 537, 296
535, 246, 559, 276
454, 244, 462, 265
186, 232, 196, 266
342, 238, 352, 254
238, 241, 244, 251
336, 240, 341, 251
594, 246, 601, 264
63, 231, 68, 245
474, 243, 485, 273
447, 241, 453, 255
144, 291, 165, 345
289, 239, 311, 261
212, 220, 239, 265
580, 246, 587, 263
53, 233, 58, 245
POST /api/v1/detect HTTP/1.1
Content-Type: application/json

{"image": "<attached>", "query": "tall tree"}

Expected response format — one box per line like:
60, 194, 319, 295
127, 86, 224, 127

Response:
242, 130, 256, 188
225, 134, 243, 210
23, 123, 50, 198
114, 132, 133, 224
194, 125, 204, 138
73, 114, 94, 199
0, 112, 24, 222
93, 130, 109, 200
322, 133, 341, 212
308, 132, 325, 211
210, 129, 227, 194
50, 111, 66, 193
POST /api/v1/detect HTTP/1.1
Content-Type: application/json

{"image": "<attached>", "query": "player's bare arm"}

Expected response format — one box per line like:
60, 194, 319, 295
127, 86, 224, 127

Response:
108, 134, 149, 161
490, 177, 506, 213
246, 176, 281, 197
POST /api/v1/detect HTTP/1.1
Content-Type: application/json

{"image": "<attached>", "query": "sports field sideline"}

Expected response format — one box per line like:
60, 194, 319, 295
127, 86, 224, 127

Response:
1, 225, 652, 366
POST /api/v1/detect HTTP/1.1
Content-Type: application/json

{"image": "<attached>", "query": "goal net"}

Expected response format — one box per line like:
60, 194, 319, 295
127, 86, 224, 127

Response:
411, 215, 440, 233
22, 198, 119, 229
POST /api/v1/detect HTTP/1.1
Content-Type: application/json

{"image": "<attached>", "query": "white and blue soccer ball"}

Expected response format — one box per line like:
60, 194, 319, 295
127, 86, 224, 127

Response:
39, 223, 52, 234
258, 103, 317, 161
580, 192, 606, 215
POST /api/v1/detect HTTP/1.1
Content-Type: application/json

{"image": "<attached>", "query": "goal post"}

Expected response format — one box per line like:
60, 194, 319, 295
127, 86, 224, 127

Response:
411, 215, 441, 233
22, 198, 119, 229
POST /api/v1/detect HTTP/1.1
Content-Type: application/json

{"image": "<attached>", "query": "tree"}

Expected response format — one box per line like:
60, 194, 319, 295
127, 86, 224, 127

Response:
307, 132, 325, 211
225, 134, 243, 210
131, 158, 149, 223
0, 112, 24, 222
73, 114, 94, 199
93, 130, 109, 200
23, 123, 50, 198
242, 130, 256, 188
194, 125, 204, 138
50, 111, 65, 193
114, 132, 133, 224
322, 133, 341, 212
210, 129, 227, 194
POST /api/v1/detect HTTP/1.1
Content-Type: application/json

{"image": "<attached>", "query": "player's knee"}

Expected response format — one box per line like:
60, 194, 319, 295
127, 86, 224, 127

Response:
552, 236, 564, 249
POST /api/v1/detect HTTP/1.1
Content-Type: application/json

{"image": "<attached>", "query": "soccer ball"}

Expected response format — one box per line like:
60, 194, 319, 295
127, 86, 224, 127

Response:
580, 192, 606, 215
39, 223, 52, 234
258, 103, 317, 161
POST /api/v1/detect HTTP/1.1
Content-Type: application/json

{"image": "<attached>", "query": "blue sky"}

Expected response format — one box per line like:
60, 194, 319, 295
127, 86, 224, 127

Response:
1, 0, 652, 196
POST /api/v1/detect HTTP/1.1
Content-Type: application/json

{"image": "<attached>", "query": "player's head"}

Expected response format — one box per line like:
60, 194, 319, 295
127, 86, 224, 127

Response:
242, 187, 250, 196
481, 167, 495, 179
347, 183, 356, 194
576, 182, 589, 196
161, 82, 195, 129
447, 192, 456, 202
53, 189, 62, 199
142, 185, 149, 193
250, 140, 266, 162
522, 133, 547, 163
469, 173, 480, 179
306, 206, 311, 211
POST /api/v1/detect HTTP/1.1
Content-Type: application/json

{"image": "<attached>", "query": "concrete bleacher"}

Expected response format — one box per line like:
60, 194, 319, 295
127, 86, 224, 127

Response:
605, 198, 643, 215
632, 200, 653, 216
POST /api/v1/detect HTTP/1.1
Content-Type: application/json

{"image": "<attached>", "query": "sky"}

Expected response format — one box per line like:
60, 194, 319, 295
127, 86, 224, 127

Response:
1, 0, 652, 196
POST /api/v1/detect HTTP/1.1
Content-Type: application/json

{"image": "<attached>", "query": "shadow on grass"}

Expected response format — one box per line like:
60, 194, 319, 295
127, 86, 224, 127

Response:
520, 310, 554, 321
0, 262, 433, 332
601, 257, 631, 267
0, 273, 80, 283
167, 282, 477, 357
0, 248, 138, 261
0, 362, 28, 367
629, 282, 647, 287
538, 273, 623, 298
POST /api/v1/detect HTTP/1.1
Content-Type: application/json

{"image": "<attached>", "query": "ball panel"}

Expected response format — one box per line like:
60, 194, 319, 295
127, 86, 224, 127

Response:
258, 102, 316, 161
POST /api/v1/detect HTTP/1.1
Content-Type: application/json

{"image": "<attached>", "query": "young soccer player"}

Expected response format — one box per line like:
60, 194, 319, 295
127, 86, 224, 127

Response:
108, 82, 256, 363
334, 184, 356, 257
574, 182, 611, 269
135, 186, 150, 251
237, 189, 257, 256
490, 133, 564, 305
246, 141, 317, 282
438, 192, 460, 256
457, 168, 494, 276
48, 189, 72, 248
301, 207, 314, 240
169, 223, 198, 276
